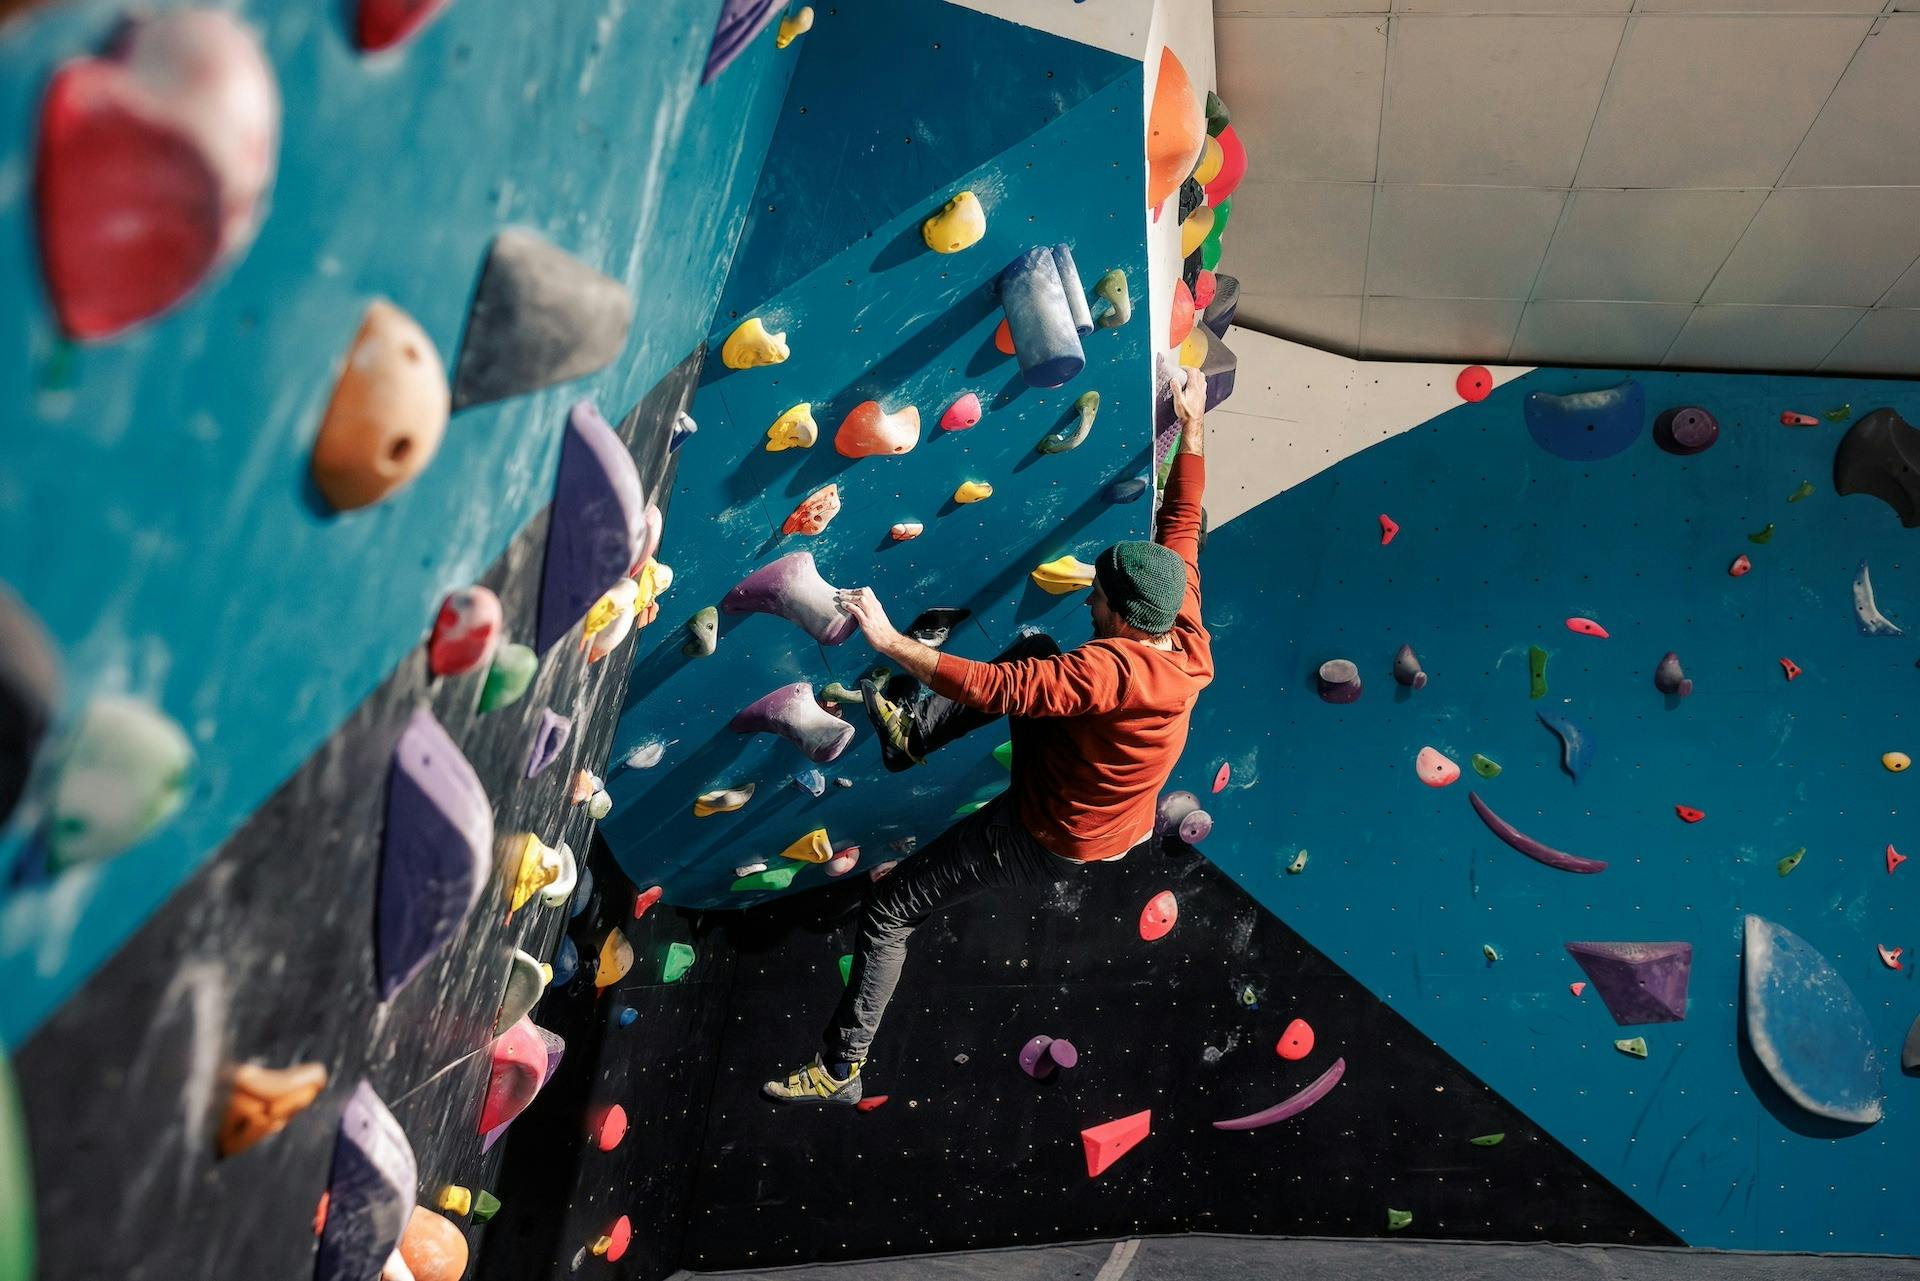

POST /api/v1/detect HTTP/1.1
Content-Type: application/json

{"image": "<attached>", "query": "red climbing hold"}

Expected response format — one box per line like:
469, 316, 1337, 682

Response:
1675, 806, 1705, 824
1780, 411, 1819, 427
1081, 1109, 1151, 1177
1779, 657, 1801, 682
1565, 617, 1608, 639
1879, 944, 1903, 971
1379, 514, 1399, 546
590, 1104, 627, 1152
604, 1216, 632, 1263
1729, 555, 1752, 577
1193, 270, 1218, 310
1212, 762, 1230, 793
1570, 981, 1587, 997
1169, 279, 1196, 349
1456, 366, 1492, 403
356, 0, 456, 50
1139, 890, 1178, 941
1889, 844, 1907, 875
1275, 1018, 1314, 1061
992, 319, 1015, 355
429, 586, 503, 677
632, 885, 663, 919
855, 1094, 889, 1112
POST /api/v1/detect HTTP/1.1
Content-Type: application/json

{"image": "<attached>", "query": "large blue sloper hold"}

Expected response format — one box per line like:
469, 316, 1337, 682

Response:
315, 1082, 416, 1281
1523, 380, 1645, 462
536, 401, 648, 654
1742, 915, 1883, 1125
377, 709, 493, 999
1051, 244, 1094, 336
702, 0, 784, 83
998, 248, 1086, 389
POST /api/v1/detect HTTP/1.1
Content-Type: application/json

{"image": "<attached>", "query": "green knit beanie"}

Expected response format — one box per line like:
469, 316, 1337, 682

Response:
1094, 540, 1185, 634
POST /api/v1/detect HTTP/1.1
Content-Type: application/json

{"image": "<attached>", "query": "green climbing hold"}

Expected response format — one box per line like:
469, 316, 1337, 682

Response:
993, 741, 1013, 770
1777, 847, 1805, 877
1386, 1209, 1413, 1232
838, 954, 852, 985
662, 942, 695, 983
1528, 646, 1548, 700
1469, 1133, 1505, 1147
1615, 1036, 1648, 1058
473, 1190, 502, 1223
1749, 523, 1775, 544
0, 1046, 33, 1281
1482, 944, 1500, 963
1237, 983, 1259, 1008
1825, 403, 1852, 423
1788, 480, 1816, 503
1204, 89, 1229, 136
731, 865, 799, 893
1287, 850, 1308, 875
1471, 754, 1501, 779
479, 643, 537, 712
953, 800, 990, 818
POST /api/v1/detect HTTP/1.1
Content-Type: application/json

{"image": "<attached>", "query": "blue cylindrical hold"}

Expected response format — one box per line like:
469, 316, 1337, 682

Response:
1051, 244, 1093, 336
553, 935, 579, 987
998, 249, 1085, 389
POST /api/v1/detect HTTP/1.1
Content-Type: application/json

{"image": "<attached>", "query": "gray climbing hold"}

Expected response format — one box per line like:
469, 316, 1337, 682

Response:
0, 586, 59, 829
1653, 652, 1692, 698
1903, 1014, 1920, 1072
1392, 644, 1426, 690
1834, 408, 1920, 528
1536, 709, 1592, 782
452, 230, 632, 411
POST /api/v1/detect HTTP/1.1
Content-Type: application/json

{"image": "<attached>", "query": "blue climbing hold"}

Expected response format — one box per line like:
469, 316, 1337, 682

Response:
1742, 915, 1883, 1125
1523, 381, 1644, 462
552, 936, 580, 988
568, 863, 595, 920
618, 1007, 638, 1027
997, 248, 1086, 389
1103, 475, 1149, 504
1536, 709, 1592, 783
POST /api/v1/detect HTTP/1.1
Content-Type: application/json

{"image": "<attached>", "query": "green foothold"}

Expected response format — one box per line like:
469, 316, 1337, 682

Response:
1287, 850, 1308, 875
473, 1190, 502, 1223
838, 954, 852, 985
1825, 403, 1852, 423
1777, 847, 1805, 877
730, 865, 799, 893
1200, 237, 1222, 272
821, 681, 863, 705
1615, 1036, 1648, 1059
0, 1046, 34, 1281
1471, 754, 1501, 779
1469, 1133, 1505, 1147
1204, 89, 1230, 136
1788, 480, 1816, 503
1749, 523, 1775, 545
682, 606, 718, 657
952, 800, 990, 818
1237, 983, 1259, 1008
993, 741, 1013, 770
479, 643, 537, 712
1482, 944, 1500, 963
662, 942, 695, 983
1386, 1209, 1413, 1232
1527, 646, 1548, 700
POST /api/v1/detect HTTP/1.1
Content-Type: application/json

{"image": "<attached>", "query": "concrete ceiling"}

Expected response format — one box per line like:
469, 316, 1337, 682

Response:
1215, 0, 1920, 374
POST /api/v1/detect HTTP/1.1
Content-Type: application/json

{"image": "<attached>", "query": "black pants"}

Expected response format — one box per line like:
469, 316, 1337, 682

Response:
823, 633, 1074, 1064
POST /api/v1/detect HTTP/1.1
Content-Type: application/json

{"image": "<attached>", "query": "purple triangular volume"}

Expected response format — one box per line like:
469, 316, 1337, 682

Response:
536, 401, 646, 653
377, 709, 492, 999
1564, 941, 1692, 1025
702, 0, 783, 83
316, 1081, 417, 1281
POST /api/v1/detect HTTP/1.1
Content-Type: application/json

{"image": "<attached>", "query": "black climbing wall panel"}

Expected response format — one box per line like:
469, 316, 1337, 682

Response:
15, 349, 703, 1281
681, 839, 1682, 1268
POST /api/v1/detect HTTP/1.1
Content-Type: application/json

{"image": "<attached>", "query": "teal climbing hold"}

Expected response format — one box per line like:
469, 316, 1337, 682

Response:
662, 943, 695, 983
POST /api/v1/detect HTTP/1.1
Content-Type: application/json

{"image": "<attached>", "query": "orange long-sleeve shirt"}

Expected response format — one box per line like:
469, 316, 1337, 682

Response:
929, 452, 1213, 861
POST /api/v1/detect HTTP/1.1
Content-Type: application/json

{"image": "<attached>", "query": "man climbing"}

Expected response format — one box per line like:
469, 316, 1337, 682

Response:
764, 367, 1214, 1106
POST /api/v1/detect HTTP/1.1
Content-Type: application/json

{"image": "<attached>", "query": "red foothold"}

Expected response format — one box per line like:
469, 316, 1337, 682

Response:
1379, 514, 1399, 546
1456, 366, 1492, 403
632, 885, 663, 919
1780, 411, 1819, 427
1729, 555, 1752, 577
1879, 944, 1903, 971
1565, 617, 1609, 639
855, 1094, 889, 1112
1192, 269, 1218, 310
1570, 981, 1586, 997
1275, 1018, 1314, 1061
1139, 889, 1178, 942
992, 319, 1014, 355
1675, 806, 1705, 824
1212, 762, 1230, 793
1779, 657, 1801, 682
590, 1104, 627, 1152
1081, 1109, 1151, 1178
604, 1215, 632, 1263
1889, 844, 1908, 875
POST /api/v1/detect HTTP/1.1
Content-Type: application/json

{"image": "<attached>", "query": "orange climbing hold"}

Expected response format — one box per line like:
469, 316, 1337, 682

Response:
311, 301, 451, 511
1276, 1018, 1314, 1061
1889, 844, 1908, 875
1169, 279, 1196, 348
397, 1206, 469, 1281
1146, 47, 1205, 209
218, 1061, 328, 1157
1082, 1109, 1152, 1177
993, 319, 1015, 355
835, 402, 921, 458
1781, 411, 1819, 427
1139, 889, 1178, 941
1675, 806, 1705, 824
1379, 514, 1398, 546
594, 930, 633, 989
1779, 657, 1802, 681
782, 484, 841, 536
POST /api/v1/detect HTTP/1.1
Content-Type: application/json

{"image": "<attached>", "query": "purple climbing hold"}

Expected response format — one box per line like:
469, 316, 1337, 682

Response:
536, 401, 647, 653
1563, 941, 1693, 1025
1155, 790, 1213, 845
1316, 659, 1362, 704
722, 551, 857, 646
1653, 406, 1718, 456
730, 682, 855, 763
316, 1082, 417, 1281
378, 709, 491, 999
1019, 1035, 1080, 1080
1392, 644, 1427, 690
526, 708, 572, 779
702, 0, 783, 82
1653, 652, 1692, 698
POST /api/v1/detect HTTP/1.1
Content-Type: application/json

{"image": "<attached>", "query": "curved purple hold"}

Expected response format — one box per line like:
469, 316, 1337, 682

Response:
1156, 790, 1199, 835
526, 708, 572, 779
1468, 790, 1608, 874
536, 401, 646, 653
1018, 1034, 1080, 1079
1653, 406, 1719, 456
722, 552, 857, 646
702, 0, 784, 82
730, 682, 855, 763
1212, 1056, 1346, 1131
378, 709, 492, 999
316, 1082, 417, 1281
1654, 651, 1692, 698
1392, 644, 1426, 689
1317, 659, 1362, 704
1179, 809, 1213, 844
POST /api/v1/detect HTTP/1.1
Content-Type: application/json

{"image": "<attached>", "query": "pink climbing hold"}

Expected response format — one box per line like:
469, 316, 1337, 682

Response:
1212, 762, 1230, 793
1416, 747, 1460, 788
1275, 1018, 1314, 1061
1779, 657, 1802, 682
1729, 555, 1752, 577
1780, 411, 1820, 427
1889, 844, 1908, 875
1139, 890, 1178, 941
1565, 617, 1608, 639
428, 586, 503, 677
1379, 514, 1399, 546
1879, 944, 1903, 971
1570, 981, 1587, 997
940, 393, 982, 431
824, 844, 861, 878
478, 1017, 547, 1135
632, 885, 663, 919
1675, 806, 1705, 824
1082, 1110, 1151, 1177
1456, 366, 1492, 403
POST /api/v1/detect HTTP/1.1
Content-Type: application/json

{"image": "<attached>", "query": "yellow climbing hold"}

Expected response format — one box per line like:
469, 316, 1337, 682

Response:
437, 1185, 472, 1216
632, 558, 672, 612
1885, 752, 1911, 773
508, 833, 564, 911
779, 828, 833, 864
1179, 325, 1208, 368
1031, 555, 1096, 595
538, 962, 553, 984
1192, 135, 1223, 185
722, 317, 788, 369
694, 783, 754, 817
1180, 206, 1215, 258
775, 5, 813, 48
922, 190, 986, 255
595, 929, 634, 989
766, 403, 817, 452
954, 480, 993, 504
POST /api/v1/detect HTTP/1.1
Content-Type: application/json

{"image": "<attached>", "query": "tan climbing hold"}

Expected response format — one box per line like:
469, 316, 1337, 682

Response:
722, 317, 788, 369
835, 401, 921, 457
1031, 555, 1096, 595
218, 1061, 328, 1157
923, 190, 986, 254
775, 5, 813, 48
399, 1206, 470, 1281
782, 484, 841, 536
890, 522, 923, 541
779, 828, 833, 863
766, 403, 817, 451
694, 783, 754, 817
310, 300, 450, 511
954, 480, 993, 504
507, 832, 564, 911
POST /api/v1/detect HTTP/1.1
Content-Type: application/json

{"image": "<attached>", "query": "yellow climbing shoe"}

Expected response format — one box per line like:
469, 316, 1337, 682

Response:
860, 679, 923, 772
763, 1054, 863, 1106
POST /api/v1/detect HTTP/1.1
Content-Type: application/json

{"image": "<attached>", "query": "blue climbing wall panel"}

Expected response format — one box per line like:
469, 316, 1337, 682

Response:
0, 0, 795, 1046
1191, 370, 1919, 1253
598, 6, 1150, 906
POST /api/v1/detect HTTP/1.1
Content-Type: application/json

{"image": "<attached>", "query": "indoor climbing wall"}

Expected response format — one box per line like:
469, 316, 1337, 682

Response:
1191, 326, 1920, 1253
597, 0, 1156, 907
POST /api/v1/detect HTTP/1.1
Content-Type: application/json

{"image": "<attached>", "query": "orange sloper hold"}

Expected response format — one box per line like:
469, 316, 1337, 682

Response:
218, 1062, 328, 1157
595, 929, 634, 989
398, 1206, 469, 1281
1082, 1109, 1151, 1177
782, 484, 841, 535
835, 402, 921, 458
993, 319, 1015, 355
310, 300, 451, 511
1146, 48, 1205, 209
1169, 279, 1195, 348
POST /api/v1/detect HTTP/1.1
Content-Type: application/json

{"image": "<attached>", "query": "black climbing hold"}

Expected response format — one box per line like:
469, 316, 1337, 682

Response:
907, 608, 971, 650
1833, 407, 1920, 527
1202, 274, 1238, 338
1652, 406, 1718, 456
1178, 178, 1204, 224
0, 587, 59, 829
451, 230, 633, 411
1904, 1013, 1920, 1072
